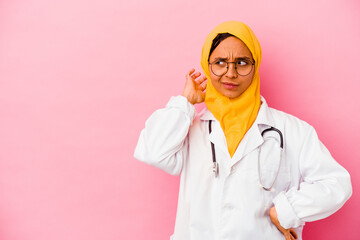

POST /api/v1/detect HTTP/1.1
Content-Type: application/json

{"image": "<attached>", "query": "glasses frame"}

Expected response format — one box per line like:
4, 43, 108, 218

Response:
209, 59, 255, 77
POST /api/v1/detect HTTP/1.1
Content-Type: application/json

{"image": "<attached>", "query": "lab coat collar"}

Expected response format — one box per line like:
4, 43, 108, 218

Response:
198, 107, 216, 121
255, 96, 275, 127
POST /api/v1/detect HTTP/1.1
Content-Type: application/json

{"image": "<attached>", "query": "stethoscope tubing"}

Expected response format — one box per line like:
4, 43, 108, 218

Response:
208, 120, 284, 191
209, 120, 218, 177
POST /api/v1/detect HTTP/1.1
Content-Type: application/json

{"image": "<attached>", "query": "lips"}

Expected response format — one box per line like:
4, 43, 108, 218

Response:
222, 82, 238, 90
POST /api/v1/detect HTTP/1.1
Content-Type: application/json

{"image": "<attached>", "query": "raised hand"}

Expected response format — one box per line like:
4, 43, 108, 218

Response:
182, 68, 207, 105
269, 206, 298, 240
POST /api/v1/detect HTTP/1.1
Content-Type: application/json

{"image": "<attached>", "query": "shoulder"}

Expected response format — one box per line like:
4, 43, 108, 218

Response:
260, 96, 311, 129
264, 106, 324, 161
269, 107, 311, 129
264, 104, 316, 143
188, 107, 214, 137
191, 106, 214, 125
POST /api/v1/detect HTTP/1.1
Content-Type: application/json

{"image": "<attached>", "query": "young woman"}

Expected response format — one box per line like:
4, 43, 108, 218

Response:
134, 21, 352, 240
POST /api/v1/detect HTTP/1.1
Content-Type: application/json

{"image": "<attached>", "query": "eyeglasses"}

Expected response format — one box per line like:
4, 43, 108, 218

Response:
209, 58, 255, 77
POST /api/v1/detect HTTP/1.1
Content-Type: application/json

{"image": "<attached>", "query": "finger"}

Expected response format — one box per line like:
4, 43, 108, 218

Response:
285, 230, 296, 240
187, 68, 195, 76
199, 80, 207, 90
284, 232, 293, 240
289, 229, 298, 239
196, 75, 207, 84
191, 72, 201, 79
186, 70, 196, 82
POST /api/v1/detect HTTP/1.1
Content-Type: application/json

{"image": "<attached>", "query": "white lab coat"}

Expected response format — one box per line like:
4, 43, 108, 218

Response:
134, 95, 352, 240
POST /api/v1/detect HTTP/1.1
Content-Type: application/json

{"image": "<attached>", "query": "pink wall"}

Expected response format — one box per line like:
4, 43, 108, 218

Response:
0, 0, 359, 239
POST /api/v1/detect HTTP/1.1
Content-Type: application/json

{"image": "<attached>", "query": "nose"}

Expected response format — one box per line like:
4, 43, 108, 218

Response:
225, 62, 238, 78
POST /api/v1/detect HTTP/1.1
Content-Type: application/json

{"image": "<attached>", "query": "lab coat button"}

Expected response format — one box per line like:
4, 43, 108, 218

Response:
224, 204, 234, 210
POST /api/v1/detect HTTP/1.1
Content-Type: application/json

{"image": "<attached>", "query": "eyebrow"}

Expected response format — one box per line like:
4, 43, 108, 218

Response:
213, 56, 252, 61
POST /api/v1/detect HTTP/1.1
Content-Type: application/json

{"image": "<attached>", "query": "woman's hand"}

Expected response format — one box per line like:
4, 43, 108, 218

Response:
269, 206, 298, 240
182, 68, 207, 105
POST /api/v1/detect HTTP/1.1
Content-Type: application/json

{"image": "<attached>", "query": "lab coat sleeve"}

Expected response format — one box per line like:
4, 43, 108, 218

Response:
134, 95, 196, 175
273, 126, 352, 229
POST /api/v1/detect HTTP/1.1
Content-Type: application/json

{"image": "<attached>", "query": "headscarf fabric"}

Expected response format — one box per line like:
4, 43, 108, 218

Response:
201, 21, 262, 157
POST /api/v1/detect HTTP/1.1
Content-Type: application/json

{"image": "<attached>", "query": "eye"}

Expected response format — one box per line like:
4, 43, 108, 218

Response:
237, 60, 249, 66
214, 60, 226, 67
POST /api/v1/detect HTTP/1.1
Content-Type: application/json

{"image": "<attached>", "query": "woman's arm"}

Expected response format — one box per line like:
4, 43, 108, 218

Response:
273, 126, 352, 229
133, 69, 207, 175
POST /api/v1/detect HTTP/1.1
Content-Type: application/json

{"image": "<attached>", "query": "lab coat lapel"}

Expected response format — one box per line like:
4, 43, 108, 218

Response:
206, 114, 265, 168
200, 109, 229, 157
208, 121, 229, 158
230, 97, 275, 167
201, 96, 275, 167
230, 123, 263, 166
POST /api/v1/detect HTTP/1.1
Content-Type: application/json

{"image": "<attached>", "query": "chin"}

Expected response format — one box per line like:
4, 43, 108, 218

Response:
223, 91, 242, 99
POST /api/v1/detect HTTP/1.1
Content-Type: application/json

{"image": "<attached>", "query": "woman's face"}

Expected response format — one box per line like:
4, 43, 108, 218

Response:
208, 36, 255, 99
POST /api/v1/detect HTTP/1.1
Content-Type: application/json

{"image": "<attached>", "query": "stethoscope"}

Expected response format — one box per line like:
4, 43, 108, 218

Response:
208, 120, 284, 191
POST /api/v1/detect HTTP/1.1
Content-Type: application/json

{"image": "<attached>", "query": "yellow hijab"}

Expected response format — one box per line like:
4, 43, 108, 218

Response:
201, 21, 262, 157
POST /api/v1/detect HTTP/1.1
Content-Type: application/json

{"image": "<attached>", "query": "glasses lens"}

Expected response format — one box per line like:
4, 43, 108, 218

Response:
236, 60, 253, 76
211, 60, 228, 76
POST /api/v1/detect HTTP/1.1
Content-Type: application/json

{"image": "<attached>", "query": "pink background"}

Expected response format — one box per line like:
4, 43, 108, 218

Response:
0, 0, 359, 239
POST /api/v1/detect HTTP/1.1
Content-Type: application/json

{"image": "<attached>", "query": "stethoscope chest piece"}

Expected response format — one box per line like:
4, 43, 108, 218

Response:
209, 120, 218, 177
213, 162, 219, 177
